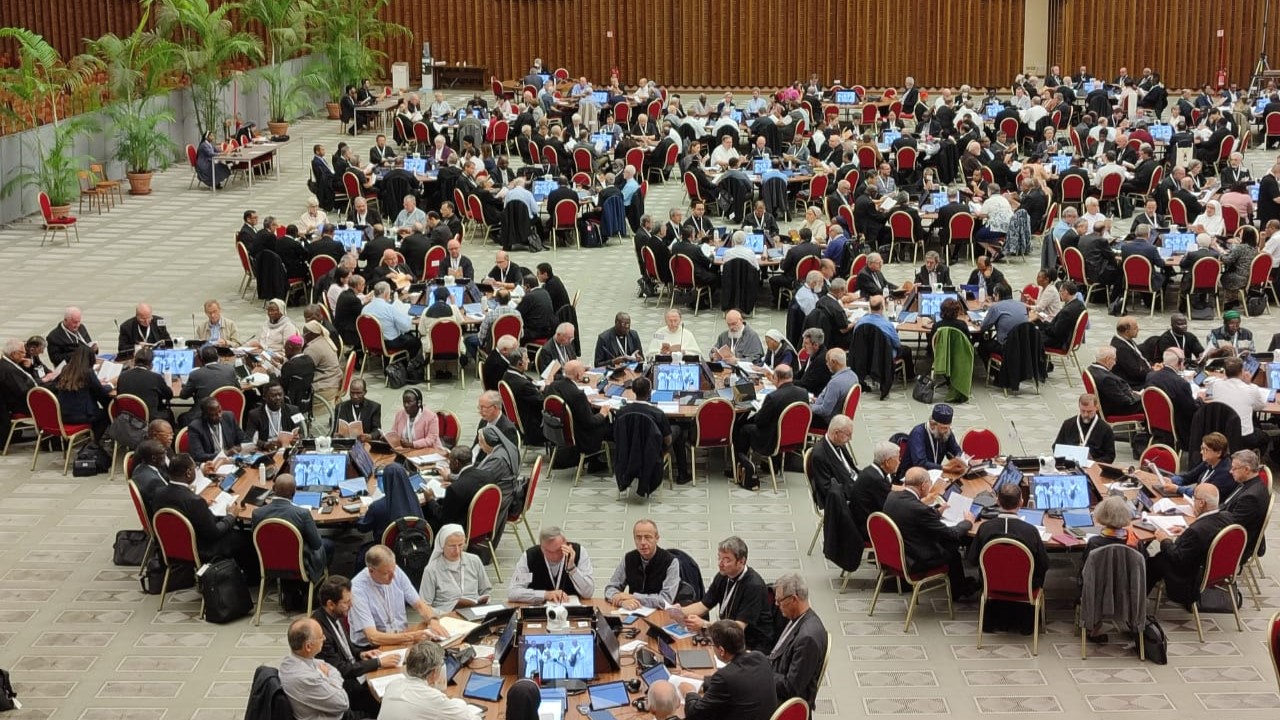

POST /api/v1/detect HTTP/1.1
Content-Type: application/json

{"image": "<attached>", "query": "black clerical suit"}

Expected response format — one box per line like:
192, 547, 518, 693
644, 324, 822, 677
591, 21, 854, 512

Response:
593, 328, 643, 367
685, 651, 777, 720
855, 267, 897, 299
515, 288, 557, 343
311, 606, 382, 714
734, 382, 809, 457
882, 488, 972, 598
1052, 414, 1116, 463
807, 436, 857, 509
243, 402, 301, 448
1086, 363, 1143, 418
769, 610, 827, 708
849, 462, 893, 534
47, 322, 94, 366
333, 398, 382, 439
117, 317, 173, 353
1041, 298, 1084, 350
501, 368, 545, 446
115, 366, 174, 422
152, 481, 253, 578
546, 375, 610, 454
186, 411, 248, 462
699, 566, 775, 652
1146, 509, 1236, 606
914, 264, 953, 288
1144, 366, 1199, 448
1221, 477, 1270, 562
1109, 335, 1152, 389
795, 347, 831, 396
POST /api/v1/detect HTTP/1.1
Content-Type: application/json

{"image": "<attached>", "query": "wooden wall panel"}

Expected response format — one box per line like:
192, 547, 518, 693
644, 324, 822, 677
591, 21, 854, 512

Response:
1053, 0, 1280, 90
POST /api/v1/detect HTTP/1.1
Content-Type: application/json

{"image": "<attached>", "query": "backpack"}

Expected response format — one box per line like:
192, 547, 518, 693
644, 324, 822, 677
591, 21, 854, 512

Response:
0, 667, 14, 711
1142, 615, 1168, 664
393, 518, 432, 586
140, 555, 195, 595
72, 442, 111, 477
667, 548, 705, 604
581, 220, 603, 248
541, 410, 566, 448
197, 559, 253, 624
107, 411, 147, 451
384, 358, 410, 390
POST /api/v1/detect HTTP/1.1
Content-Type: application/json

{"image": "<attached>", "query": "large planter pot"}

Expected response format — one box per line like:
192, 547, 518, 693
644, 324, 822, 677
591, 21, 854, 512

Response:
127, 171, 155, 195
48, 203, 72, 219
267, 121, 290, 137
326, 102, 341, 120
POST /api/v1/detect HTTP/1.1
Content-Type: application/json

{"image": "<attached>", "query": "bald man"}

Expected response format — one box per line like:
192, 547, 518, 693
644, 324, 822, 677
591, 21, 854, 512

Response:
1145, 484, 1236, 608
546, 360, 612, 471
117, 303, 173, 353
251, 474, 333, 583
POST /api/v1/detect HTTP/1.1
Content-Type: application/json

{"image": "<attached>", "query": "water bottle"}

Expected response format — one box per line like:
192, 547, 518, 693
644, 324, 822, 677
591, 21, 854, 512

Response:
490, 652, 499, 677
978, 283, 986, 305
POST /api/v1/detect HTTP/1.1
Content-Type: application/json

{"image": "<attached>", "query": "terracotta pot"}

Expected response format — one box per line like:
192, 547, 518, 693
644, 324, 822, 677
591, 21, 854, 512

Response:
267, 121, 290, 137
326, 102, 341, 120
126, 171, 154, 195
48, 204, 72, 219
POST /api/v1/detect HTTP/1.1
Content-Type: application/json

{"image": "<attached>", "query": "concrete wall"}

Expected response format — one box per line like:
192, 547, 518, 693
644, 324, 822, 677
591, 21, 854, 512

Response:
1023, 0, 1051, 77
0, 55, 317, 226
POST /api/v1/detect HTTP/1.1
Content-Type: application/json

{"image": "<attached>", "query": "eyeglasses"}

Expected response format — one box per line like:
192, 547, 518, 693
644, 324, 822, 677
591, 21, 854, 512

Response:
776, 594, 795, 605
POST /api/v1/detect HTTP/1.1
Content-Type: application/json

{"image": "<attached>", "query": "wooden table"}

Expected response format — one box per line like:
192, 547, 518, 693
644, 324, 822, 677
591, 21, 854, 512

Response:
590, 366, 761, 420
367, 599, 713, 716
436, 65, 488, 89
212, 143, 280, 193
356, 97, 401, 136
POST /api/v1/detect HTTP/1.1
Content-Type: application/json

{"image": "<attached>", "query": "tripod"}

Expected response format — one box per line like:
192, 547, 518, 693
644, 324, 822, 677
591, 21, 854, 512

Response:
1249, 53, 1272, 98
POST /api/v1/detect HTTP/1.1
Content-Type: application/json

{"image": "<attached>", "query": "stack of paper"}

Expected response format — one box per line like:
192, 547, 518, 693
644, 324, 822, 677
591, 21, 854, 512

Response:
612, 606, 656, 617
96, 360, 123, 384
941, 494, 975, 527
437, 616, 479, 646
407, 453, 446, 467
1151, 498, 1193, 516
368, 673, 402, 698
209, 492, 237, 517
192, 474, 213, 494
1146, 514, 1187, 532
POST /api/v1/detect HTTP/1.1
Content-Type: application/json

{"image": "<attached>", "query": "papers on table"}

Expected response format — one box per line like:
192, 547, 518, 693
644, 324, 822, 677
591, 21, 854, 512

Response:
656, 402, 680, 414
472, 644, 495, 659
1151, 498, 1194, 516
611, 605, 656, 617
96, 360, 123, 384
437, 616, 479, 647
380, 648, 409, 665
670, 673, 704, 693
192, 471, 213, 495
209, 492, 236, 517
214, 464, 238, 476
941, 494, 975, 527
620, 639, 648, 654
1145, 514, 1188, 532
406, 453, 446, 467
1053, 443, 1092, 467
368, 673, 402, 698
461, 603, 507, 619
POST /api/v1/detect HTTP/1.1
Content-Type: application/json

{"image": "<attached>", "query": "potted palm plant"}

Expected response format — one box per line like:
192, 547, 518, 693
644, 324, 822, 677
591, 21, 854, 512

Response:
0, 27, 100, 216
305, 0, 411, 119
88, 11, 180, 195
241, 0, 311, 136
152, 0, 262, 139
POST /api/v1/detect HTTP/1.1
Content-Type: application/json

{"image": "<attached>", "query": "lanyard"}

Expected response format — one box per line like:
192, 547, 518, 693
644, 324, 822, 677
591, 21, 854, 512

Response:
771, 610, 808, 656
545, 557, 566, 590
928, 433, 941, 463
1118, 335, 1149, 367
65, 326, 87, 346
139, 324, 151, 342
267, 410, 281, 437
210, 422, 224, 452
405, 412, 419, 440
1172, 332, 1185, 351
327, 615, 354, 661
1077, 415, 1098, 445
348, 404, 362, 423
616, 335, 629, 355
720, 567, 746, 619
827, 438, 853, 476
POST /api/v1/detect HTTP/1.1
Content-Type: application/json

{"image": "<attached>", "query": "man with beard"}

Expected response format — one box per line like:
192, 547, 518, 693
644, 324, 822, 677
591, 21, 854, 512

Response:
904, 404, 968, 474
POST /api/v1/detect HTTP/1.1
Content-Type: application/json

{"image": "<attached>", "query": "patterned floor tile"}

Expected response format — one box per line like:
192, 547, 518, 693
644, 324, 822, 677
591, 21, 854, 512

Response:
862, 697, 950, 715
1175, 665, 1265, 683
1194, 692, 1280, 709
854, 670, 939, 687
13, 656, 98, 673
962, 669, 1046, 686
95, 681, 184, 699
1069, 667, 1155, 684
1083, 694, 1174, 712
78, 710, 168, 720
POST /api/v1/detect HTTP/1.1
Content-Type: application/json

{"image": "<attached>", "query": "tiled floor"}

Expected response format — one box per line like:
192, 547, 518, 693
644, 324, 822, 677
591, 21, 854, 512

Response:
1, 91, 1277, 719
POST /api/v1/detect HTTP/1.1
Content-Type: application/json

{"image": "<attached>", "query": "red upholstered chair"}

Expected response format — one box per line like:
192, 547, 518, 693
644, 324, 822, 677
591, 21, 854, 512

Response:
252, 518, 324, 625
39, 191, 79, 246
342, 171, 379, 215
436, 410, 461, 448
186, 144, 201, 188
668, 255, 712, 316
175, 427, 190, 454
682, 171, 703, 204
107, 394, 149, 481
1058, 173, 1086, 209
1081, 369, 1145, 433
1183, 257, 1223, 319
355, 315, 408, 383
542, 395, 609, 486
426, 320, 466, 390
211, 386, 246, 426
977, 539, 1046, 655
769, 698, 810, 720
308, 255, 338, 305
1154, 523, 1247, 642
1246, 253, 1279, 310
1062, 246, 1105, 303
1139, 444, 1180, 474
337, 352, 358, 400
381, 517, 433, 551
947, 212, 977, 265
866, 512, 954, 631
1268, 610, 1280, 692
1141, 387, 1179, 451
749, 402, 812, 492
466, 484, 505, 581
421, 245, 446, 281
640, 246, 669, 306
1044, 308, 1089, 387
127, 479, 157, 573
506, 455, 544, 548
152, 508, 204, 615
1120, 255, 1161, 316
1096, 172, 1123, 216
887, 211, 922, 264
1168, 196, 1190, 228
466, 194, 495, 245
960, 428, 1000, 461
550, 198, 580, 250
26, 387, 94, 475
690, 398, 735, 486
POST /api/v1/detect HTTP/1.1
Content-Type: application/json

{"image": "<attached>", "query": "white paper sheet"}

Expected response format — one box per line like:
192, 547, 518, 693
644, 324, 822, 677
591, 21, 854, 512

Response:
209, 492, 236, 517
1145, 514, 1188, 532
941, 495, 975, 527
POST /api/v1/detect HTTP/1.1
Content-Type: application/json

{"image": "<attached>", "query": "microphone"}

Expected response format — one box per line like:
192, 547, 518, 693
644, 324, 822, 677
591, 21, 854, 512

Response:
1009, 420, 1029, 456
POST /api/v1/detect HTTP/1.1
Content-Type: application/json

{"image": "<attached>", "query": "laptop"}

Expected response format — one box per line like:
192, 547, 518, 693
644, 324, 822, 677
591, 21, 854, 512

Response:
984, 103, 1002, 120
1053, 443, 1091, 465
743, 234, 765, 253
1162, 232, 1196, 254
334, 228, 366, 252
402, 157, 427, 174
752, 159, 771, 175
152, 349, 195, 377
533, 179, 558, 200
882, 130, 901, 145
1031, 474, 1091, 510
590, 91, 609, 104
834, 90, 857, 105
1149, 124, 1173, 143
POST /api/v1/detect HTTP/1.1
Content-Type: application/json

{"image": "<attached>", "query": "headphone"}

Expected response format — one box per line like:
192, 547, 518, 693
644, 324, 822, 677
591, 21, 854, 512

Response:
403, 387, 423, 405
624, 678, 642, 693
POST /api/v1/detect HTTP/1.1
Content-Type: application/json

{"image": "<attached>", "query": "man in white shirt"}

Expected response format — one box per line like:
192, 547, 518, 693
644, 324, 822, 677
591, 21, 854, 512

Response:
1080, 197, 1107, 231
349, 545, 446, 647
278, 618, 349, 720
1094, 151, 1128, 185
507, 526, 596, 603
393, 195, 426, 230
1207, 356, 1269, 448
721, 230, 759, 268
1020, 96, 1048, 127
711, 134, 740, 169
1261, 220, 1280, 268
651, 308, 702, 357
377, 641, 476, 720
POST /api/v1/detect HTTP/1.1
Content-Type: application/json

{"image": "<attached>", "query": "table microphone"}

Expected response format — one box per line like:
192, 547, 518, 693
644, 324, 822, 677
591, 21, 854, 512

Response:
1009, 420, 1029, 456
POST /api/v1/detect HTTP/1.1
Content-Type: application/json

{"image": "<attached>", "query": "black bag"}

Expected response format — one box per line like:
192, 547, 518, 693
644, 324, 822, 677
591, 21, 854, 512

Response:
911, 376, 936, 404
1142, 615, 1168, 665
72, 442, 111, 477
107, 411, 147, 451
197, 559, 253, 624
541, 410, 566, 447
581, 221, 603, 248
140, 555, 195, 595
384, 358, 409, 390
112, 530, 149, 566
1246, 294, 1267, 317
392, 518, 432, 586
1195, 586, 1243, 613
0, 667, 15, 712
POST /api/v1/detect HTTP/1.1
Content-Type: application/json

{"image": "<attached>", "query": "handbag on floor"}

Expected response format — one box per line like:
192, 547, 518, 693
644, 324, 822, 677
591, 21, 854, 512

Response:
197, 559, 253, 624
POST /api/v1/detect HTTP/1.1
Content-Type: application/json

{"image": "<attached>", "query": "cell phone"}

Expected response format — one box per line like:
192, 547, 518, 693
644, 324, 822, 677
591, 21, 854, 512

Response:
623, 614, 641, 625
320, 503, 334, 515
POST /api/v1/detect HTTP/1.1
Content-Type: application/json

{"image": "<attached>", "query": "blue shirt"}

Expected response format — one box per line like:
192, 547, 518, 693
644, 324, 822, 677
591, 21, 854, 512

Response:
505, 187, 538, 219
980, 298, 1027, 344
823, 234, 849, 265
361, 298, 411, 340
856, 312, 900, 350
621, 178, 640, 207
905, 422, 962, 471
348, 566, 422, 646
812, 367, 859, 420
746, 97, 768, 116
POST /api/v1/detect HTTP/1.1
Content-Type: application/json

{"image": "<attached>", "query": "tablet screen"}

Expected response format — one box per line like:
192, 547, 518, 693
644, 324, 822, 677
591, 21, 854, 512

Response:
588, 681, 630, 710
462, 673, 503, 702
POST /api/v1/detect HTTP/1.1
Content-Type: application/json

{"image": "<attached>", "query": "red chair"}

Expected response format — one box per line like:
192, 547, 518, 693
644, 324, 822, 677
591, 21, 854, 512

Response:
1183, 257, 1223, 319
550, 198, 580, 249
355, 315, 408, 383
235, 240, 256, 299
488, 314, 523, 351
769, 698, 810, 720
648, 141, 679, 184
1045, 308, 1089, 386
888, 211, 921, 264
27, 387, 94, 475
669, 255, 712, 315
1021, 284, 1041, 303
1096, 171, 1123, 216
778, 255, 821, 309
1139, 444, 1180, 474
412, 121, 431, 152
338, 352, 358, 400
640, 246, 669, 306
1120, 255, 1161, 316
856, 146, 877, 170
543, 395, 610, 486
107, 394, 149, 481
977, 539, 1046, 655
960, 428, 1000, 461
175, 427, 190, 454
541, 144, 559, 169
860, 104, 879, 127
806, 384, 862, 450
491, 118, 512, 154
624, 147, 645, 176
867, 512, 954, 631
802, 449, 825, 556
436, 410, 461, 448
466, 484, 505, 581
308, 255, 338, 304
211, 386, 246, 426
186, 144, 201, 188
794, 174, 829, 214
252, 519, 324, 625
420, 245, 446, 281
613, 102, 630, 125
1062, 246, 1105, 303
466, 194, 495, 245
381, 516, 433, 551
1221, 204, 1241, 236
126, 479, 157, 574
1214, 134, 1236, 173
506, 455, 544, 548
947, 212, 977, 265
749, 402, 812, 492
571, 171, 591, 188
342, 172, 379, 215
426, 320, 466, 389
682, 171, 704, 204
1247, 253, 1278, 311
999, 117, 1020, 142
1266, 114, 1280, 149
39, 191, 79, 246
849, 253, 868, 277
553, 67, 569, 81
1059, 174, 1086, 209
1154, 523, 1247, 642
1081, 369, 1146, 433
1268, 610, 1280, 692
837, 205, 856, 238
646, 98, 663, 120
690, 398, 735, 486
1141, 387, 1179, 451
152, 508, 204, 615
1169, 197, 1189, 228
894, 146, 917, 181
